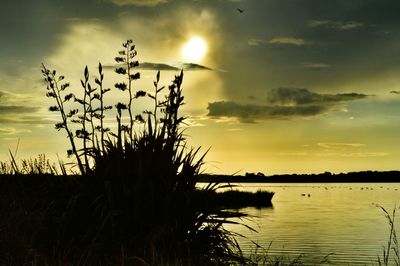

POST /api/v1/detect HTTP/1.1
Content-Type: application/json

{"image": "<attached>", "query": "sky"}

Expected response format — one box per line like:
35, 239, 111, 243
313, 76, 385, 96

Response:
1, 0, 400, 175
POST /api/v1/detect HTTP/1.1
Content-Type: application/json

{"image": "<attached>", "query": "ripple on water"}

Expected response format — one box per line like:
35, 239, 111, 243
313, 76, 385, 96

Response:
224, 182, 400, 265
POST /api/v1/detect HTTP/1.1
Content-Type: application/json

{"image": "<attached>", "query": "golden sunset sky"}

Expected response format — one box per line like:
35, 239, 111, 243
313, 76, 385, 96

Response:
1, 0, 400, 174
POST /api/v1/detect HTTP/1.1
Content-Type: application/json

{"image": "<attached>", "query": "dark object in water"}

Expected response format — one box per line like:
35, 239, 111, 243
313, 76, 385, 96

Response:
196, 189, 274, 209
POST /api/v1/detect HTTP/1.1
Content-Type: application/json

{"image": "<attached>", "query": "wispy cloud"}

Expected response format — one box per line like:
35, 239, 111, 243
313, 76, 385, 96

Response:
390, 90, 400, 95
278, 152, 309, 157
317, 152, 387, 158
340, 152, 387, 158
248, 37, 309, 46
278, 151, 387, 158
103, 62, 214, 71
107, 0, 168, 7
308, 20, 363, 31
178, 63, 213, 71
0, 116, 53, 125
137, 62, 179, 71
318, 142, 365, 149
266, 87, 368, 105
207, 101, 332, 123
0, 127, 31, 136
0, 90, 43, 125
207, 88, 369, 123
269, 37, 308, 46
248, 38, 269, 46
302, 63, 331, 69
0, 105, 39, 114
0, 91, 40, 114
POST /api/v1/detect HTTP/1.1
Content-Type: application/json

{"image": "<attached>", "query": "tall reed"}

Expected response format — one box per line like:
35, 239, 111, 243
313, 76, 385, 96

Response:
378, 205, 400, 266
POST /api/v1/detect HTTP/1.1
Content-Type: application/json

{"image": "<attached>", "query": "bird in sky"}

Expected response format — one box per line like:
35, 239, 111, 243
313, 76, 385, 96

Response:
237, 8, 244, 13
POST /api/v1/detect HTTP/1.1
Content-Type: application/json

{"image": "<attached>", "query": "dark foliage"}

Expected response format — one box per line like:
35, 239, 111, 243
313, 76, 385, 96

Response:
27, 40, 257, 265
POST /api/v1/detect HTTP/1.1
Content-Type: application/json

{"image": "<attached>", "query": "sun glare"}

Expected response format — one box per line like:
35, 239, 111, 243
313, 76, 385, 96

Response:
182, 36, 207, 63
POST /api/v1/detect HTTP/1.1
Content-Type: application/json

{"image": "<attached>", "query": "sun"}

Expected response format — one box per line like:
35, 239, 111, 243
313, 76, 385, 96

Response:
181, 36, 207, 63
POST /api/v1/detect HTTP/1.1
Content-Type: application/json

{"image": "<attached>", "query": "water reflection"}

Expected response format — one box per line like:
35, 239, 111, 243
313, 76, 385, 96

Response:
222, 183, 400, 265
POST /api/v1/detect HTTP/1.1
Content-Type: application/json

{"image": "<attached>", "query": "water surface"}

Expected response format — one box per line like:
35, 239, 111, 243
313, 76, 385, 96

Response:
223, 183, 400, 265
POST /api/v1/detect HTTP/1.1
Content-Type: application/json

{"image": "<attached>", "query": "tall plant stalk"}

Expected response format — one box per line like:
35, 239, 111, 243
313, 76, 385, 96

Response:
114, 39, 140, 141
80, 66, 90, 170
41, 64, 85, 174
94, 63, 111, 153
148, 70, 164, 133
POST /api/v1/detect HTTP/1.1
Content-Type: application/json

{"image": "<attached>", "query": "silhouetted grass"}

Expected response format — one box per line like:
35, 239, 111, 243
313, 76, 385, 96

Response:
378, 205, 400, 266
0, 40, 256, 265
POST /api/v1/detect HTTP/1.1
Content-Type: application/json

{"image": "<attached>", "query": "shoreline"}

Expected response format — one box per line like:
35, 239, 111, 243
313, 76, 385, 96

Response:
199, 170, 400, 183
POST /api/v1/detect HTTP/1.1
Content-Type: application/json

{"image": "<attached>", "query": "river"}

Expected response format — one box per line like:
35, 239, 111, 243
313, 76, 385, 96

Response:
222, 183, 400, 265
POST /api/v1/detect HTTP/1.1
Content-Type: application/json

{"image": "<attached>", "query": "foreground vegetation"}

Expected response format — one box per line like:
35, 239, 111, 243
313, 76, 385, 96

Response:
1, 39, 398, 265
0, 40, 276, 265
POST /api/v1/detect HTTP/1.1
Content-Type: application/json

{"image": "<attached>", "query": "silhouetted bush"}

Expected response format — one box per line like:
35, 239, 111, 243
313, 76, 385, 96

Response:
34, 40, 247, 265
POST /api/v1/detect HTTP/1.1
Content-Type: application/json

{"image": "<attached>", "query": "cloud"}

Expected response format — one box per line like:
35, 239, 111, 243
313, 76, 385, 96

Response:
103, 62, 214, 71
207, 101, 331, 122
390, 90, 400, 95
248, 38, 269, 46
317, 142, 365, 149
0, 116, 50, 125
340, 152, 387, 158
278, 151, 387, 158
316, 152, 387, 158
0, 105, 39, 114
207, 88, 369, 122
179, 63, 213, 71
0, 90, 42, 125
302, 63, 331, 69
0, 90, 40, 114
269, 37, 308, 46
0, 127, 31, 136
248, 37, 309, 46
107, 0, 168, 6
137, 62, 179, 71
308, 20, 363, 31
266, 87, 368, 105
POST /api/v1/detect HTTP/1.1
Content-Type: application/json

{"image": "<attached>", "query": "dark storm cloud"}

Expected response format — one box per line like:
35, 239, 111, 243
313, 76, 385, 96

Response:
207, 88, 369, 123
